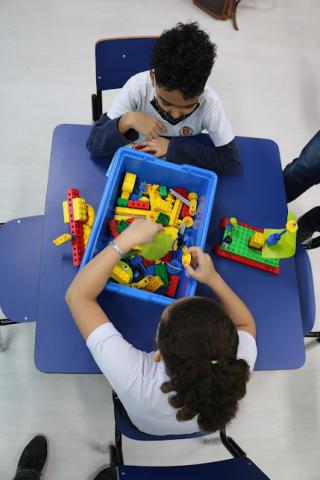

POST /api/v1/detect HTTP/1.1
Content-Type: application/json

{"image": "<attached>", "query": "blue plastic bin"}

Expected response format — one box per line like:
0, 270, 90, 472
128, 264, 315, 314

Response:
81, 147, 217, 306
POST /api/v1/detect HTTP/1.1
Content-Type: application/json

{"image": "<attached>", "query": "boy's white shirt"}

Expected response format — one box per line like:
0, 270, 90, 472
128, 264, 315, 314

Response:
87, 322, 257, 436
107, 71, 234, 147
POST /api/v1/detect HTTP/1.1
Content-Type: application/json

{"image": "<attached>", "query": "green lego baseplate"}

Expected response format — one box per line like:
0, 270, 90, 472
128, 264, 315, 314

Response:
221, 224, 280, 268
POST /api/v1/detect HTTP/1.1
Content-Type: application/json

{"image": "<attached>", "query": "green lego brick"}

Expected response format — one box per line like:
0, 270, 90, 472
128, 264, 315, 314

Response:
156, 212, 170, 226
116, 220, 129, 233
220, 225, 279, 267
117, 198, 128, 207
159, 185, 168, 198
155, 263, 169, 286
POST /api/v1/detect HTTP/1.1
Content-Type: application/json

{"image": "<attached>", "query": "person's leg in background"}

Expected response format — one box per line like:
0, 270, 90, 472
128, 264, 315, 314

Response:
13, 436, 47, 480
283, 130, 320, 246
284, 130, 320, 202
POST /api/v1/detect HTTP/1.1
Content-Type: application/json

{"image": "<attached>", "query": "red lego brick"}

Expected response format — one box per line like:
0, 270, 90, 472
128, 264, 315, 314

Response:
142, 259, 155, 267
173, 187, 188, 198
180, 204, 190, 219
128, 200, 149, 210
126, 217, 135, 224
160, 251, 173, 263
166, 274, 180, 297
67, 188, 85, 266
108, 219, 119, 238
214, 246, 280, 275
219, 217, 263, 232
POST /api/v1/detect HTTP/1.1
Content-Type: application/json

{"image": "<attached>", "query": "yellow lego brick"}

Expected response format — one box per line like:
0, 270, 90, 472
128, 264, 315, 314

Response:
72, 197, 87, 222
115, 207, 158, 218
110, 264, 131, 285
249, 232, 265, 250
52, 233, 72, 246
63, 201, 69, 223
188, 192, 198, 216
129, 275, 153, 289
86, 204, 95, 227
144, 275, 164, 292
181, 247, 192, 265
121, 172, 136, 198
169, 199, 182, 227
83, 224, 91, 247
163, 227, 178, 241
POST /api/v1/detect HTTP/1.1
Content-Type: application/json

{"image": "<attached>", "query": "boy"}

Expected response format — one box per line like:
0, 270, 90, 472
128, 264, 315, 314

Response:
87, 22, 241, 175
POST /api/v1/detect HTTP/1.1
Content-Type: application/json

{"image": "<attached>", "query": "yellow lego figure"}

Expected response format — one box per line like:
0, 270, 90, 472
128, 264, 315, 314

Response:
144, 275, 164, 292
121, 172, 136, 199
249, 232, 265, 250
52, 233, 72, 246
188, 192, 198, 216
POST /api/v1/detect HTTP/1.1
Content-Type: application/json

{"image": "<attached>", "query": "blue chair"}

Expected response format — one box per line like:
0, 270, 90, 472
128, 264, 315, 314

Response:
91, 36, 158, 121
295, 243, 319, 341
103, 393, 270, 478
0, 216, 43, 349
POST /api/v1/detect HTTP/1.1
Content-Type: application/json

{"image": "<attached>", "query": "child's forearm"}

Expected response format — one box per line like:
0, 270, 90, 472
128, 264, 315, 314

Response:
207, 274, 256, 336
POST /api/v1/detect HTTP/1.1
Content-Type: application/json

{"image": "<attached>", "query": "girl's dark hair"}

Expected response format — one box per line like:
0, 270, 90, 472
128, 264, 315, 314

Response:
151, 22, 217, 99
157, 297, 250, 433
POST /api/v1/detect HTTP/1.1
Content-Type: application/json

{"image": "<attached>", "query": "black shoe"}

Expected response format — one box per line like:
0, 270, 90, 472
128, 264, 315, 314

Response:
91, 466, 117, 480
15, 435, 47, 479
297, 207, 320, 243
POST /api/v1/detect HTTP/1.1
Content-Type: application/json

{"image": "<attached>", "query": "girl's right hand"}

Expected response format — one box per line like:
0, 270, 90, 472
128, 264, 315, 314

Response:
184, 247, 219, 285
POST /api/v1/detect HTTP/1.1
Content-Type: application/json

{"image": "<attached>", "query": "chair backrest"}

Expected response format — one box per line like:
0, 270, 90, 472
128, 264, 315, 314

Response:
118, 458, 270, 479
113, 394, 204, 441
95, 36, 159, 91
294, 244, 316, 334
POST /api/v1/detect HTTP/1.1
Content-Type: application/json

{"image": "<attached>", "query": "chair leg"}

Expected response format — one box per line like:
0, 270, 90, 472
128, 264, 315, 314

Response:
115, 424, 124, 466
92, 91, 103, 122
220, 429, 246, 458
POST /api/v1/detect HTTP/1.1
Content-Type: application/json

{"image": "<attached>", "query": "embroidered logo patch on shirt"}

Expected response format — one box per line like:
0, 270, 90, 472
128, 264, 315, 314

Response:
179, 126, 193, 136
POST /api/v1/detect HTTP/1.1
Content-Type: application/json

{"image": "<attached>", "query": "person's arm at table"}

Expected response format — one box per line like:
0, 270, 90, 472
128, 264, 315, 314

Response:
66, 220, 162, 340
184, 247, 256, 337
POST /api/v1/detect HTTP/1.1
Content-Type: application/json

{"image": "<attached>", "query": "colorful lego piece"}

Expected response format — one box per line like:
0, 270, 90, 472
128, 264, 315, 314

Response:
72, 197, 87, 221
144, 275, 164, 292
166, 275, 180, 297
249, 232, 265, 250
108, 219, 120, 238
169, 188, 190, 206
156, 212, 170, 226
154, 263, 169, 286
159, 185, 168, 198
121, 172, 136, 200
111, 263, 132, 284
86, 204, 96, 228
117, 198, 128, 207
52, 233, 72, 246
128, 200, 149, 210
188, 192, 198, 216
215, 217, 280, 275
169, 199, 182, 227
180, 204, 190, 219
116, 220, 129, 233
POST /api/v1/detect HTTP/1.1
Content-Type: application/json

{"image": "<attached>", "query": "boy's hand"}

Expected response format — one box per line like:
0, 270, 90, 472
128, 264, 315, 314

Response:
116, 219, 162, 253
139, 138, 170, 157
184, 247, 219, 286
119, 112, 166, 140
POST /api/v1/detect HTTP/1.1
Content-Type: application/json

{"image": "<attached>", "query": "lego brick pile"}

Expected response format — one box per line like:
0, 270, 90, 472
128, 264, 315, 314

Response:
107, 172, 198, 298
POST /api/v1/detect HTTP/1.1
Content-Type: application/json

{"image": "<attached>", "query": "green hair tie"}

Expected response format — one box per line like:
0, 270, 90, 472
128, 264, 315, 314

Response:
211, 359, 219, 366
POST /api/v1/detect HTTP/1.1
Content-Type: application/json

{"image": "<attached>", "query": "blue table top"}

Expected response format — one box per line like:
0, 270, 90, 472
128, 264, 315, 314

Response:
34, 124, 305, 372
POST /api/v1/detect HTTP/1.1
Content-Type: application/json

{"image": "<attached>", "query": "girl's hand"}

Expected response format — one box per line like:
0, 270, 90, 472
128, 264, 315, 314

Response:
116, 219, 162, 253
184, 247, 219, 286
139, 138, 169, 158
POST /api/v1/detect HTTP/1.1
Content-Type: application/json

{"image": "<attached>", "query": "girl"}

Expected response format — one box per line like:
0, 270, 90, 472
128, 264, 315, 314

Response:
66, 220, 256, 435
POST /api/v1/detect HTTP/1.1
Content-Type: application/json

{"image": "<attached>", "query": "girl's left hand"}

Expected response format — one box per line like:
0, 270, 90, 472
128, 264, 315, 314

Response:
139, 137, 170, 158
117, 219, 163, 252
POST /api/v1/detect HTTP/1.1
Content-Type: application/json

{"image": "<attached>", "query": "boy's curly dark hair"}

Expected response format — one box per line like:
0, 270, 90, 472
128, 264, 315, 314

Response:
151, 22, 217, 99
157, 297, 250, 433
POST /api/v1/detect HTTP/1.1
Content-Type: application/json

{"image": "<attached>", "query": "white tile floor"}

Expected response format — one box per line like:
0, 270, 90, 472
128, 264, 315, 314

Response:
0, 1, 319, 478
